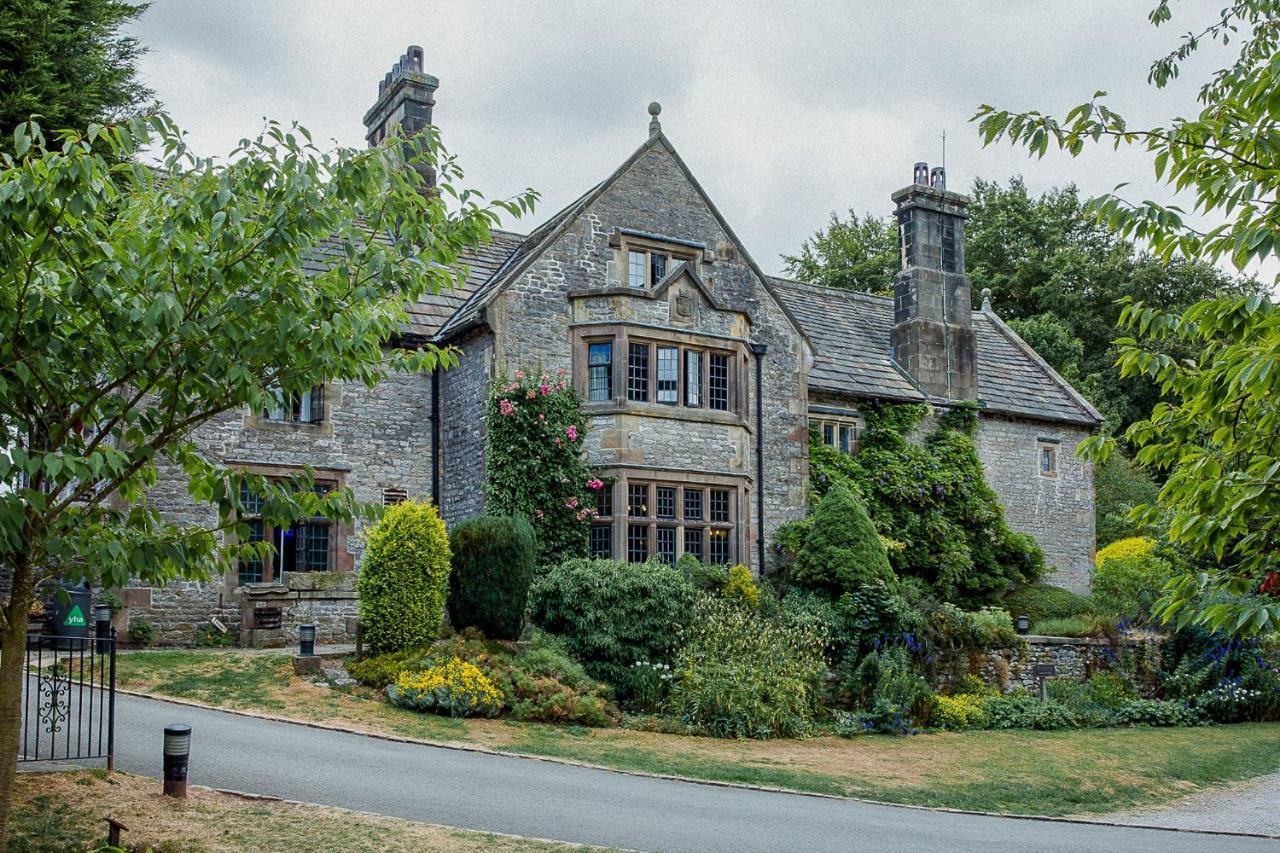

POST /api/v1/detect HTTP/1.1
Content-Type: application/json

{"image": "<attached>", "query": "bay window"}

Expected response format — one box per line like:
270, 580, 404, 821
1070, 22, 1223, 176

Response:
615, 479, 736, 565
588, 342, 613, 401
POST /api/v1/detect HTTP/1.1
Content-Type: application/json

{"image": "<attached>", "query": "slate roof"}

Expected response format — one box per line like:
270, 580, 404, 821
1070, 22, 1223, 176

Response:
770, 277, 1101, 426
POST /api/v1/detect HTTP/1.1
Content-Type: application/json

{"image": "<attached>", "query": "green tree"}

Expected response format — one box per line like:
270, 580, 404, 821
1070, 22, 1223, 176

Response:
792, 480, 895, 595
781, 209, 898, 294
0, 115, 533, 844
0, 0, 154, 155
1093, 449, 1160, 547
1006, 313, 1084, 383
358, 500, 452, 655
975, 0, 1280, 634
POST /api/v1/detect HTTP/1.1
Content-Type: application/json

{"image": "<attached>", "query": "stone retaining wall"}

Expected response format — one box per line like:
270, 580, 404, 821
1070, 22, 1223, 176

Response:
935, 634, 1164, 695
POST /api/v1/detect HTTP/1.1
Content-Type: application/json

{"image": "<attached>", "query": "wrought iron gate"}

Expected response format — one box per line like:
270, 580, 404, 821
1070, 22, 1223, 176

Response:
20, 632, 116, 768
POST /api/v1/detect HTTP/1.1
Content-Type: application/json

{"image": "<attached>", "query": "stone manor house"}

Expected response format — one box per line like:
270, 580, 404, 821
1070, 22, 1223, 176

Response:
129, 47, 1101, 646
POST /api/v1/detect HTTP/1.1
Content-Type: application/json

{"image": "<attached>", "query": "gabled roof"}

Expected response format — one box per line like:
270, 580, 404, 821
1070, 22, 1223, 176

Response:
435, 131, 813, 351
770, 276, 1102, 426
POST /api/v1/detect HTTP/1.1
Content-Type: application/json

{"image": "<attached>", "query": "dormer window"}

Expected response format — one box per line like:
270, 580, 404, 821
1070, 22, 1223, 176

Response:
619, 232, 699, 289
628, 249, 676, 288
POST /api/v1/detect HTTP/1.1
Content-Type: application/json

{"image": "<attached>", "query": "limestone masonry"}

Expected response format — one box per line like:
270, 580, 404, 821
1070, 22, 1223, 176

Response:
130, 47, 1100, 645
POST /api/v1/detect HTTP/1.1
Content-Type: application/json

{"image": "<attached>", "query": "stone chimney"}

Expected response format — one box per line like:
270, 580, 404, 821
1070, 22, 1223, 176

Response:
889, 162, 977, 400
363, 46, 438, 186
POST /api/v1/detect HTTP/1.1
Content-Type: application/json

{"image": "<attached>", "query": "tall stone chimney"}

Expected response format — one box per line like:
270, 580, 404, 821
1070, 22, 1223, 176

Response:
889, 163, 977, 400
363, 46, 438, 186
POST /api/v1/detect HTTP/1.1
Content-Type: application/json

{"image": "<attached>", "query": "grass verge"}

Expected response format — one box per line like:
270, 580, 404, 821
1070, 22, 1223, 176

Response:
8, 769, 610, 852
113, 649, 1280, 817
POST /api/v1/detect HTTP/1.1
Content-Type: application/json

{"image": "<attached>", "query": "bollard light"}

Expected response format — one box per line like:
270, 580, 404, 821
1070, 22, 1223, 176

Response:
1015, 614, 1030, 635
94, 605, 112, 655
162, 724, 191, 798
299, 624, 316, 657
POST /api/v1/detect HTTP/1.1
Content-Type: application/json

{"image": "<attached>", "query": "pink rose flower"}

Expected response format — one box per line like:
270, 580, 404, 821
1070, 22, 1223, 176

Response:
553, 437, 562, 446
499, 399, 516, 416
566, 425, 578, 441
540, 383, 550, 396
526, 389, 536, 399
538, 413, 545, 421
576, 508, 592, 521
556, 367, 567, 376
566, 497, 579, 509
587, 478, 604, 491
533, 509, 544, 519
515, 370, 526, 380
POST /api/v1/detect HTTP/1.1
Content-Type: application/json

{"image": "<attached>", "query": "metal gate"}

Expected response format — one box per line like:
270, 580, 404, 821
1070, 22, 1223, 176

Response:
20, 632, 116, 768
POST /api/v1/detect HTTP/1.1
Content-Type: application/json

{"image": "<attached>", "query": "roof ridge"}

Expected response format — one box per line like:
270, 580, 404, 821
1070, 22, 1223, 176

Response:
767, 275, 894, 304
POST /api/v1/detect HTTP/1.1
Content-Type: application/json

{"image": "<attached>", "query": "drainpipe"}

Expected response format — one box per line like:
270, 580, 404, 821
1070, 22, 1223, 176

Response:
431, 365, 441, 506
750, 342, 768, 575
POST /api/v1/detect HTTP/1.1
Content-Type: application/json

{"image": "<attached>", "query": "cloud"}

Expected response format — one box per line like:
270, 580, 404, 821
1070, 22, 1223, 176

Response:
129, 0, 1266, 282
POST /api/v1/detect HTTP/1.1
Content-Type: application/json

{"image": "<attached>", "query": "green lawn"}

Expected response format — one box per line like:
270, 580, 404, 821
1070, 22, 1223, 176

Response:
113, 649, 1280, 817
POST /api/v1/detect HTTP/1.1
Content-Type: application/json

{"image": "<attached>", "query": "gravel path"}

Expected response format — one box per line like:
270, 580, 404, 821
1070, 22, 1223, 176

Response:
1104, 772, 1280, 836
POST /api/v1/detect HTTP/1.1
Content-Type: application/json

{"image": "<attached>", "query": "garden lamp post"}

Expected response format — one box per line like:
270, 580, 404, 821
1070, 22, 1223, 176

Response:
163, 724, 191, 798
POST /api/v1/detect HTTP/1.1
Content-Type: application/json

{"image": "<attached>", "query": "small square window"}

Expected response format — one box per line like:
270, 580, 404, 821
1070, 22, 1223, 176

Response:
684, 488, 703, 521
590, 524, 613, 559
656, 486, 677, 520
595, 482, 614, 518
710, 489, 731, 523
627, 524, 649, 563
656, 527, 677, 564
628, 483, 650, 517
683, 528, 704, 561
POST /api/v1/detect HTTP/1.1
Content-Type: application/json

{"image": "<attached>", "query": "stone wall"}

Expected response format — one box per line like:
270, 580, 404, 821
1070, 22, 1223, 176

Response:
132, 362, 434, 645
439, 329, 493, 526
936, 634, 1164, 695
976, 414, 1095, 593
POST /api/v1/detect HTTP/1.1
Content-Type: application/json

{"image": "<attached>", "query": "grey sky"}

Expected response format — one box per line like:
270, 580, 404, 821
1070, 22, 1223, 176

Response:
128, 0, 1246, 281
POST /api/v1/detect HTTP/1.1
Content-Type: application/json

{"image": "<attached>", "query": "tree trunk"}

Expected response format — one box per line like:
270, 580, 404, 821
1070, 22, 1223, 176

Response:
0, 554, 34, 850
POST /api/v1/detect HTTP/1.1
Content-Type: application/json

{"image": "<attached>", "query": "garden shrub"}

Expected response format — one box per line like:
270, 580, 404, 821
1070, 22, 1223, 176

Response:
1162, 627, 1280, 723
981, 691, 1081, 730
847, 646, 934, 735
931, 693, 989, 730
485, 370, 597, 567
387, 657, 504, 718
792, 480, 895, 595
808, 402, 1045, 606
528, 557, 696, 698
127, 616, 155, 647
1000, 583, 1095, 623
1092, 552, 1173, 624
722, 564, 761, 609
1112, 699, 1202, 727
677, 553, 729, 592
668, 595, 828, 739
357, 500, 452, 656
1096, 536, 1155, 568
347, 646, 432, 689
447, 514, 537, 640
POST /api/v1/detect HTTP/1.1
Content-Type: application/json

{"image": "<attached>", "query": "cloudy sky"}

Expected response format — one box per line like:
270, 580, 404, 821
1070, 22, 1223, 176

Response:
127, 0, 1244, 281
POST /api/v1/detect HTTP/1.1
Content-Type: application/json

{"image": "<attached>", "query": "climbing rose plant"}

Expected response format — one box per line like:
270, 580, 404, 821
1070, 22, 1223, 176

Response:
485, 369, 597, 566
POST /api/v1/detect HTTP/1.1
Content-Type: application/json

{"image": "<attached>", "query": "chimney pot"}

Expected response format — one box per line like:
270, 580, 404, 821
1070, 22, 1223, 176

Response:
913, 161, 929, 186
930, 166, 946, 191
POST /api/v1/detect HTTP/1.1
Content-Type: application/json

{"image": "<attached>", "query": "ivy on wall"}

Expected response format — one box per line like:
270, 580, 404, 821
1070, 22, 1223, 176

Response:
484, 369, 598, 567
807, 402, 1045, 606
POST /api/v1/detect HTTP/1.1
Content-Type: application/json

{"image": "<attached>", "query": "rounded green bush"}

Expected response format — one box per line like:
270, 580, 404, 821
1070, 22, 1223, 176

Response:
1092, 552, 1173, 623
448, 514, 537, 640
528, 557, 696, 699
792, 480, 895, 595
357, 500, 452, 656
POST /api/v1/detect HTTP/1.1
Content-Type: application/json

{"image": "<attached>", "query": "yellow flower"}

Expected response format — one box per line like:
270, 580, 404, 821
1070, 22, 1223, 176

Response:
1096, 536, 1155, 568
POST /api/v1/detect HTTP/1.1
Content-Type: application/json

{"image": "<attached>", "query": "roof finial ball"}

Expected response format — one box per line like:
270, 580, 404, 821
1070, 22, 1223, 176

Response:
648, 101, 662, 137
981, 287, 993, 311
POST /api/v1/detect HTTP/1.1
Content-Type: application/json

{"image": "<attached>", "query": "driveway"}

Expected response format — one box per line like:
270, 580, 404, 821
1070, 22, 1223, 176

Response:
105, 693, 1275, 853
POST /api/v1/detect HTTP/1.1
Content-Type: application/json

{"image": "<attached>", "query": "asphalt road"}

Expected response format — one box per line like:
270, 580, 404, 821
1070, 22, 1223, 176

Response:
104, 693, 1275, 853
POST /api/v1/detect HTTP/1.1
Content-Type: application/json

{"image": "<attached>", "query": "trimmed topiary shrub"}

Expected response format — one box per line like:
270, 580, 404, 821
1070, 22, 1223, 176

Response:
357, 500, 452, 656
1000, 583, 1095, 623
792, 480, 895, 595
447, 514, 537, 640
528, 558, 697, 699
